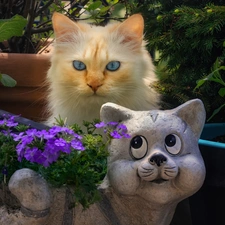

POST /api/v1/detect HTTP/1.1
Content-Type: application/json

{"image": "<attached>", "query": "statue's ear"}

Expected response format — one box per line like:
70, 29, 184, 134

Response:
100, 103, 132, 123
173, 99, 206, 137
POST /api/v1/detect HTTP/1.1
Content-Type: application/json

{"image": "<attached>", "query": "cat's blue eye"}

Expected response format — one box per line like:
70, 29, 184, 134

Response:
130, 135, 148, 160
165, 134, 181, 155
73, 60, 86, 71
106, 61, 120, 71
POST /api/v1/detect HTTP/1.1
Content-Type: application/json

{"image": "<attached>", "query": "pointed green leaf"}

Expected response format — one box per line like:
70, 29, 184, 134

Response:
207, 104, 225, 121
0, 74, 17, 87
194, 79, 206, 90
88, 1, 102, 10
219, 87, 225, 97
219, 66, 225, 71
100, 6, 110, 13
0, 15, 27, 42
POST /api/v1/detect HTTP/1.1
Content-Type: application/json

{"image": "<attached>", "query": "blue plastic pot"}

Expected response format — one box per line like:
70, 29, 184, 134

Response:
199, 123, 225, 149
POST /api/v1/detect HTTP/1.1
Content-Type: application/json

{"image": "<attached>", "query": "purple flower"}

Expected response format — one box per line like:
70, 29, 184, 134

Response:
60, 127, 75, 135
54, 138, 67, 147
95, 121, 106, 128
13, 132, 24, 141
73, 133, 83, 140
107, 121, 119, 127
122, 133, 131, 138
24, 147, 41, 163
0, 115, 19, 127
16, 143, 26, 162
48, 126, 65, 135
26, 129, 38, 136
117, 124, 128, 131
42, 148, 60, 166
95, 121, 130, 139
110, 130, 122, 139
34, 152, 49, 167
1, 129, 12, 136
71, 139, 85, 151
6, 120, 18, 127
54, 138, 71, 154
35, 130, 54, 139
21, 135, 34, 145
45, 139, 57, 151
0, 119, 5, 126
0, 114, 88, 167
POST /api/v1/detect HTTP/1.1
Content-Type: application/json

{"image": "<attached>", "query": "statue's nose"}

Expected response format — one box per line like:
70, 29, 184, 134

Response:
149, 153, 167, 167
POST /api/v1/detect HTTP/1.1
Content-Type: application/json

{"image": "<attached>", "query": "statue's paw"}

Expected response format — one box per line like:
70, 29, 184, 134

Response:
8, 168, 52, 218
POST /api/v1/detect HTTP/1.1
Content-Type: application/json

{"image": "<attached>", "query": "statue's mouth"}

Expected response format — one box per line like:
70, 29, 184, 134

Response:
151, 179, 168, 184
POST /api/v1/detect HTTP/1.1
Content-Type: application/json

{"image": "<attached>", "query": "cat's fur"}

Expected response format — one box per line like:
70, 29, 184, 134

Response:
46, 12, 160, 126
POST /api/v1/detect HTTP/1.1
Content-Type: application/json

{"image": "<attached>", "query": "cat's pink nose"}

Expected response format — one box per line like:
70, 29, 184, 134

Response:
87, 83, 102, 92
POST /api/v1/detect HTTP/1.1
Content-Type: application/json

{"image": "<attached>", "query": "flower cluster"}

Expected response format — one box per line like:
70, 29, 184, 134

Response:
0, 115, 85, 167
0, 115, 130, 168
0, 114, 131, 208
95, 121, 131, 139
0, 114, 19, 130
12, 126, 85, 167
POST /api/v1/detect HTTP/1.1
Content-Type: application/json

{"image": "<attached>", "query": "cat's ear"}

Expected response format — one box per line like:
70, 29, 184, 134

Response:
52, 12, 84, 42
116, 14, 144, 49
100, 103, 132, 124
173, 99, 206, 137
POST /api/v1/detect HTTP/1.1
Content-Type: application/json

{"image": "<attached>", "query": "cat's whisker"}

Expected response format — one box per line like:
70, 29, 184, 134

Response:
164, 166, 176, 170
164, 170, 177, 177
142, 173, 154, 178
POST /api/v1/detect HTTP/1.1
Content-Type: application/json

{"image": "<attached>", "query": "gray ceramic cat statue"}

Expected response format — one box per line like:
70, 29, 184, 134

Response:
1, 99, 206, 225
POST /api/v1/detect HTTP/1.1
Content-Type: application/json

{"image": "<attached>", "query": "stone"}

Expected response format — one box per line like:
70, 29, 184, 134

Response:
8, 168, 51, 215
0, 99, 206, 225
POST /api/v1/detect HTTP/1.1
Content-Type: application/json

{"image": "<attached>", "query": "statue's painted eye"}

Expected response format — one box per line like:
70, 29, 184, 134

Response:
106, 61, 120, 71
73, 60, 86, 71
165, 134, 181, 155
130, 135, 148, 160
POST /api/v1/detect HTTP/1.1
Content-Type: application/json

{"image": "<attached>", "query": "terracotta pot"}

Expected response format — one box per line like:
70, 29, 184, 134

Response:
0, 53, 50, 122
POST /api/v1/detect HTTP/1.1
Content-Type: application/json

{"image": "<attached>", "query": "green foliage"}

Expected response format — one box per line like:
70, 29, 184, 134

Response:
0, 14, 25, 86
195, 58, 225, 121
0, 120, 109, 209
132, 1, 225, 122
0, 15, 27, 42
0, 1, 126, 53
38, 123, 108, 209
0, 124, 29, 183
0, 74, 17, 87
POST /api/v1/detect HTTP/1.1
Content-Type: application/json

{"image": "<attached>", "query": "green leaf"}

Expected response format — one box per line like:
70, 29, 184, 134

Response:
88, 1, 102, 10
100, 6, 110, 13
194, 79, 206, 90
207, 104, 225, 121
219, 66, 225, 71
218, 87, 225, 97
0, 15, 27, 42
0, 74, 17, 87
107, 0, 119, 4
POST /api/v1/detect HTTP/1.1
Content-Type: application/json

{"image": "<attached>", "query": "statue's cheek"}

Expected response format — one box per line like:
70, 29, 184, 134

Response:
175, 156, 206, 192
108, 160, 140, 195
